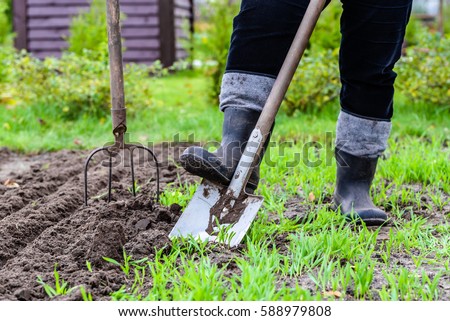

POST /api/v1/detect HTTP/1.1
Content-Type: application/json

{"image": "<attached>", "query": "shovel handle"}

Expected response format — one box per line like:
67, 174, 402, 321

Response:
258, 0, 326, 134
228, 0, 327, 197
107, 0, 127, 144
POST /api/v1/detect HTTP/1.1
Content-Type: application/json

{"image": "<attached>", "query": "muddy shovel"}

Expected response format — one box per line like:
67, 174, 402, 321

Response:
170, 0, 326, 247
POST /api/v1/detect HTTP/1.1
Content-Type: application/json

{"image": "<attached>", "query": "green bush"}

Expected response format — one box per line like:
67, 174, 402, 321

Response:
193, 0, 240, 102
0, 0, 12, 45
396, 32, 450, 108
445, 4, 450, 36
281, 2, 342, 115
0, 0, 166, 121
283, 49, 340, 115
0, 48, 160, 119
309, 1, 342, 52
67, 0, 109, 60
404, 14, 428, 47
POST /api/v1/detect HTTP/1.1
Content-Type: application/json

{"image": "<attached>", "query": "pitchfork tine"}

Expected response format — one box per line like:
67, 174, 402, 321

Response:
108, 152, 113, 202
84, 146, 110, 206
130, 149, 136, 197
84, 145, 160, 205
135, 145, 160, 202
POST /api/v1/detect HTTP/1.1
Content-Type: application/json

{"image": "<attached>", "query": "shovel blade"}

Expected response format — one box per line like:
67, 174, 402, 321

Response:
169, 179, 264, 247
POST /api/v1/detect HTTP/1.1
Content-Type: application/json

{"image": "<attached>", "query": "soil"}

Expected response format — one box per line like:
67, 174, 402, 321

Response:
0, 147, 448, 300
0, 145, 193, 301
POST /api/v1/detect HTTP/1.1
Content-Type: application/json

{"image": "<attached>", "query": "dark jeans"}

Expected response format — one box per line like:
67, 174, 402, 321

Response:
226, 0, 413, 120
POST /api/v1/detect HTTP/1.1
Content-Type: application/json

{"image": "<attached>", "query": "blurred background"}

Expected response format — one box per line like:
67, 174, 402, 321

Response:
0, 0, 448, 151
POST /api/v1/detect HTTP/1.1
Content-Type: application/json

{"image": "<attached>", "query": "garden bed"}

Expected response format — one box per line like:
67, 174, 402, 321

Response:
0, 146, 192, 300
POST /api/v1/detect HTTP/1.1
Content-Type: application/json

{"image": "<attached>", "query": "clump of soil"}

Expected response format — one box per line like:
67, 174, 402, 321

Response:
0, 146, 191, 300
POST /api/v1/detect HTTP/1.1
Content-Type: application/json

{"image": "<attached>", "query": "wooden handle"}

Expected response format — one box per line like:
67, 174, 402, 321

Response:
106, 0, 126, 135
228, 0, 326, 197
256, 0, 326, 136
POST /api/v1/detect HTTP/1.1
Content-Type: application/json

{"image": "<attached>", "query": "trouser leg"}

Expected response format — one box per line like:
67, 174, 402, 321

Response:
337, 0, 412, 157
220, 0, 312, 112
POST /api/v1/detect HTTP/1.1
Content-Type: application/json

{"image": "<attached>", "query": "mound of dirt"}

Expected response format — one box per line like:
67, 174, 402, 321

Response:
0, 146, 193, 300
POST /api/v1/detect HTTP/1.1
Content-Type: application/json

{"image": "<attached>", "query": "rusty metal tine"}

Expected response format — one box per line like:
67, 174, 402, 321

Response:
130, 148, 136, 197
135, 145, 160, 202
108, 151, 113, 202
84, 146, 111, 206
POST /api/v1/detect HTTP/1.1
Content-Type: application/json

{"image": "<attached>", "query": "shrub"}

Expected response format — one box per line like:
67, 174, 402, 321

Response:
0, 0, 12, 45
445, 4, 450, 36
396, 31, 450, 108
192, 0, 240, 103
283, 49, 340, 115
67, 0, 109, 60
404, 14, 428, 47
0, 48, 160, 119
309, 1, 342, 52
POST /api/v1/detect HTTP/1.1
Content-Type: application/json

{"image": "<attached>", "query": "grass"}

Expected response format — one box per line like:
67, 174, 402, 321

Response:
0, 70, 221, 152
36, 264, 76, 299
2, 69, 449, 300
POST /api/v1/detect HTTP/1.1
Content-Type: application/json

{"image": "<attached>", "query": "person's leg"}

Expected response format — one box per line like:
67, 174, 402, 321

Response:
181, 0, 311, 192
335, 0, 413, 224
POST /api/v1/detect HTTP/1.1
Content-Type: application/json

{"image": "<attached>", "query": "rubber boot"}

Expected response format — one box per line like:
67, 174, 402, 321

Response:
180, 107, 269, 193
333, 149, 388, 226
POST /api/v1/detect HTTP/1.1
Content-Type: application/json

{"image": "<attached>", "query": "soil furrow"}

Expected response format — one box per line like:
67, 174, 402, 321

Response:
0, 183, 180, 300
0, 179, 84, 269
0, 150, 84, 219
0, 147, 187, 300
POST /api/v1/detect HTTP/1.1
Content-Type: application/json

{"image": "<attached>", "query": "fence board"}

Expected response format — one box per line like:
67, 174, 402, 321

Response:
33, 50, 62, 58
28, 27, 159, 40
13, 0, 28, 50
28, 5, 159, 17
124, 50, 160, 60
28, 16, 159, 28
28, 0, 158, 5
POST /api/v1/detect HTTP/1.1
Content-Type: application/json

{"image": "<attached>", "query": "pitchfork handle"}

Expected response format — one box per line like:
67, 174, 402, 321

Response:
107, 0, 127, 145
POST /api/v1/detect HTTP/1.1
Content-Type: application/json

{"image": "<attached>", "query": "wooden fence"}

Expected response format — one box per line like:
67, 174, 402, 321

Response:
13, 0, 194, 66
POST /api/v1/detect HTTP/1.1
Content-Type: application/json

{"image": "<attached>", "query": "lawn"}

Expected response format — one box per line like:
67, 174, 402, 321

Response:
0, 70, 449, 300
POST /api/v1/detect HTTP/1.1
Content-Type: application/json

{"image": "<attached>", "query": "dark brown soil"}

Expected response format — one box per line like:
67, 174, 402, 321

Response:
0, 146, 193, 301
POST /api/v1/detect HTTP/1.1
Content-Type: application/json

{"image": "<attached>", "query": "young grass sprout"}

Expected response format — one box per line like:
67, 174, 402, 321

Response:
36, 264, 76, 298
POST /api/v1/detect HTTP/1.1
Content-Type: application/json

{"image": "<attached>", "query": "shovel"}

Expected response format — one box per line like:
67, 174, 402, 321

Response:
170, 0, 326, 247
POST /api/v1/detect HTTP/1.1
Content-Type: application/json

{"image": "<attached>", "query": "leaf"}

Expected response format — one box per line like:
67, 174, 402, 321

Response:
323, 290, 342, 299
131, 257, 149, 266
4, 179, 20, 189
103, 257, 120, 266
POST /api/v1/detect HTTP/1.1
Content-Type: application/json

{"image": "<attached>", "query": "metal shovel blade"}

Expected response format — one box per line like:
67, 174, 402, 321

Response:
169, 179, 264, 247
